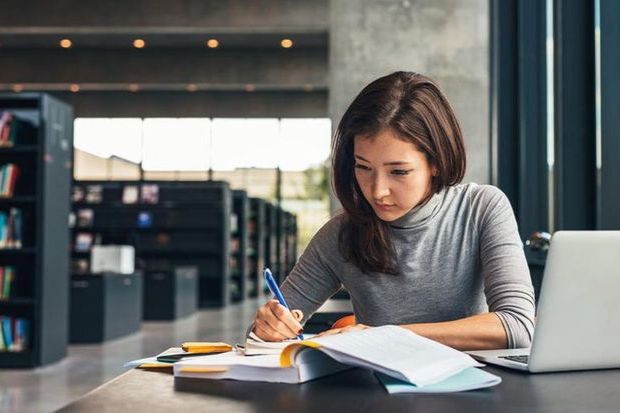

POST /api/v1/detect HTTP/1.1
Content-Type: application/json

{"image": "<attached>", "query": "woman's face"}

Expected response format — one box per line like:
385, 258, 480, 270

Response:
353, 128, 436, 222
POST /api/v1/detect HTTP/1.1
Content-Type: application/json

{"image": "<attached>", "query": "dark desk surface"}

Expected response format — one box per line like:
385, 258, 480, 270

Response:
59, 365, 620, 412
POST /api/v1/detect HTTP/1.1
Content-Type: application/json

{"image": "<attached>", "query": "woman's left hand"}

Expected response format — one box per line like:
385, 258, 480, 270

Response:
316, 324, 369, 337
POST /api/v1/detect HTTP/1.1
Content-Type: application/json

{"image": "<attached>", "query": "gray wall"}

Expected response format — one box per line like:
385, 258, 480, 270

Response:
329, 0, 490, 188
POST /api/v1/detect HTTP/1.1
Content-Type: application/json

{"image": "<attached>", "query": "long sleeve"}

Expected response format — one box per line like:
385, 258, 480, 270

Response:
473, 186, 536, 348
279, 216, 344, 325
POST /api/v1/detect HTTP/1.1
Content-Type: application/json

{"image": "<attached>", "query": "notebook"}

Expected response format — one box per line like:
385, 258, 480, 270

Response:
174, 325, 501, 390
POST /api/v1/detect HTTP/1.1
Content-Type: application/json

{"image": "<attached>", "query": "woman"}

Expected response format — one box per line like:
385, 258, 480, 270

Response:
252, 71, 535, 351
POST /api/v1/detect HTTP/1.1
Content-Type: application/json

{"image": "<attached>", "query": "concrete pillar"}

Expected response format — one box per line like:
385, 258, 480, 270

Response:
329, 0, 489, 212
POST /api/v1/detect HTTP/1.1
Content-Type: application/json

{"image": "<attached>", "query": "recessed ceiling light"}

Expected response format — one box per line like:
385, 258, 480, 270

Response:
128, 84, 139, 92
69, 84, 80, 93
206, 39, 219, 48
280, 39, 293, 48
244, 84, 256, 92
60, 39, 72, 48
186, 84, 198, 92
133, 39, 146, 48
12, 84, 23, 93
303, 84, 314, 92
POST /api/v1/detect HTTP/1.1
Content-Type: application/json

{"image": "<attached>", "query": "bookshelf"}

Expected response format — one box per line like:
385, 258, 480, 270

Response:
71, 180, 232, 312
263, 202, 279, 284
231, 190, 250, 302
248, 197, 266, 298
0, 93, 73, 367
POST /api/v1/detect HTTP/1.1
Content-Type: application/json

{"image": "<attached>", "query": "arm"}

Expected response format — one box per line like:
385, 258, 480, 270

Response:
405, 187, 535, 349
323, 313, 506, 351
250, 216, 343, 341
404, 187, 534, 350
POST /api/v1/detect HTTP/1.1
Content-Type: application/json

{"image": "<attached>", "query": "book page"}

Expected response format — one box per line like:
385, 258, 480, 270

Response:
309, 325, 482, 386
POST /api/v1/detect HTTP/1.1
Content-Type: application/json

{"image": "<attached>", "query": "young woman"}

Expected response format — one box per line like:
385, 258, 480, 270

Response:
251, 71, 535, 351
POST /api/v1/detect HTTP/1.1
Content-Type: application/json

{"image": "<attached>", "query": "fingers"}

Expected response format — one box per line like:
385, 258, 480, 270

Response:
254, 319, 289, 342
291, 309, 304, 322
253, 300, 303, 341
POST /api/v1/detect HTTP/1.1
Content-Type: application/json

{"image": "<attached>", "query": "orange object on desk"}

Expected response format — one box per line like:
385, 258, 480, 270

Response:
331, 314, 356, 329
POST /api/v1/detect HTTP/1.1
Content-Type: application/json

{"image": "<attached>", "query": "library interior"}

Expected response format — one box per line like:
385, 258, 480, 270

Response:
1, 1, 620, 412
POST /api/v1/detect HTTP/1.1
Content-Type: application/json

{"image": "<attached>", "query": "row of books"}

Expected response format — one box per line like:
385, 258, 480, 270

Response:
0, 164, 20, 198
0, 316, 30, 352
0, 208, 23, 249
73, 183, 160, 204
0, 266, 16, 299
0, 112, 36, 148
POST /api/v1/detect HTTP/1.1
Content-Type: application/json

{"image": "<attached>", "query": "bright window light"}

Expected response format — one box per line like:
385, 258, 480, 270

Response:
278, 119, 332, 171
74, 118, 142, 163
211, 118, 280, 170
74, 118, 332, 172
142, 118, 210, 171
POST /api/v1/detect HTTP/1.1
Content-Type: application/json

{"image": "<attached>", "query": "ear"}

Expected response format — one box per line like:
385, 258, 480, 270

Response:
431, 166, 439, 177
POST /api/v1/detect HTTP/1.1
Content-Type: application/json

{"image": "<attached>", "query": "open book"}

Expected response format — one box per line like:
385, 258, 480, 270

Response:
244, 331, 303, 355
174, 325, 501, 391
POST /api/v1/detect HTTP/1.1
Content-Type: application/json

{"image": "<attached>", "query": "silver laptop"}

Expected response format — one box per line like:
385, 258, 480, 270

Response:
467, 231, 620, 372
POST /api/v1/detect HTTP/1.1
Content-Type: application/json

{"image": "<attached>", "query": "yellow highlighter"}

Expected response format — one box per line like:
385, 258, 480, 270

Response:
181, 342, 233, 353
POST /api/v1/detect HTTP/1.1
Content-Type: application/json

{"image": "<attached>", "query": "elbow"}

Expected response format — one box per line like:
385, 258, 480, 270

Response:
496, 310, 535, 349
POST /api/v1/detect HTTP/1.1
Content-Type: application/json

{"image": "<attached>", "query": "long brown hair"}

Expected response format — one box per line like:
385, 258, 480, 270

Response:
332, 71, 466, 274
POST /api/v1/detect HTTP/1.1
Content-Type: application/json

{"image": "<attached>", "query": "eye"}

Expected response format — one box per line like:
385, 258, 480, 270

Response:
391, 169, 413, 176
354, 163, 371, 171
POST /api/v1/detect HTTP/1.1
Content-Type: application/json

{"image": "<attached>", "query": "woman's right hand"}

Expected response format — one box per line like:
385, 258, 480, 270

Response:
252, 299, 304, 342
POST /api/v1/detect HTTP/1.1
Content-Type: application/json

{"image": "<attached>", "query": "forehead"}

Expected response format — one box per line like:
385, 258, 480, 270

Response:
353, 129, 423, 159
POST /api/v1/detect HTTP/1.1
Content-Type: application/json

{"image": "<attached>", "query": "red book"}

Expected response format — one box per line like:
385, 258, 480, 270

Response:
7, 164, 19, 197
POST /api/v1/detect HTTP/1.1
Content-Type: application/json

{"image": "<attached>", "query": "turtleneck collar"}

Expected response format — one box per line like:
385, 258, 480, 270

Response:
389, 188, 446, 229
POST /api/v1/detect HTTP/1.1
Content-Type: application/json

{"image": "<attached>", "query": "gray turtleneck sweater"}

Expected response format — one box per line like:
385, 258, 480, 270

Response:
280, 183, 536, 349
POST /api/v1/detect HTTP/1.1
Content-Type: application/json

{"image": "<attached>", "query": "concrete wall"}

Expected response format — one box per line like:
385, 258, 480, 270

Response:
329, 0, 490, 187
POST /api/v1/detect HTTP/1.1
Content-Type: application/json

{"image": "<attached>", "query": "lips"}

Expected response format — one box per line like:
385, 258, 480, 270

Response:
374, 202, 395, 210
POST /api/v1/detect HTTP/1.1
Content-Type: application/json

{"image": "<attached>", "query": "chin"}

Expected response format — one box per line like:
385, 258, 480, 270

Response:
373, 209, 405, 222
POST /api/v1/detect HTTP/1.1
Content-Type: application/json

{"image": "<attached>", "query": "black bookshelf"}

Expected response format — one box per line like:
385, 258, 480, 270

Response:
275, 206, 287, 281
231, 190, 250, 302
70, 180, 232, 311
263, 202, 279, 285
248, 197, 266, 298
0, 93, 73, 367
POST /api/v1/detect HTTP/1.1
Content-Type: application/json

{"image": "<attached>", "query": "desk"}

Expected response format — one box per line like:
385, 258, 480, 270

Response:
59, 366, 620, 412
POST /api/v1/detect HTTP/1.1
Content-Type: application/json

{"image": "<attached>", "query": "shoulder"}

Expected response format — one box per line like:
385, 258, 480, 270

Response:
454, 183, 516, 228
462, 183, 510, 208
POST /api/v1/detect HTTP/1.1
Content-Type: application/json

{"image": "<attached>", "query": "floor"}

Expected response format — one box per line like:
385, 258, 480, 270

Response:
0, 299, 262, 413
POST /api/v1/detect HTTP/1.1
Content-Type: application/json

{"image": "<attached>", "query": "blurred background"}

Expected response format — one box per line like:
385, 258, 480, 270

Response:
0, 1, 618, 411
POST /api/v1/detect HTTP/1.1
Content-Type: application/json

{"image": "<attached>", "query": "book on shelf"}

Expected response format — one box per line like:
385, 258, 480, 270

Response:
76, 208, 94, 227
0, 315, 30, 352
122, 185, 139, 204
72, 186, 85, 203
0, 266, 16, 299
0, 208, 23, 249
74, 232, 94, 252
0, 164, 20, 198
85, 185, 103, 203
0, 112, 36, 148
141, 184, 159, 204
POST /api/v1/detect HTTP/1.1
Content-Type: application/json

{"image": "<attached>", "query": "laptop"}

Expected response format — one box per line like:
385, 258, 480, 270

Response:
467, 231, 620, 372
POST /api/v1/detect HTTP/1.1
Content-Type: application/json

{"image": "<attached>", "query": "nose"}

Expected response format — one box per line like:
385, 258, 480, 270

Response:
371, 172, 390, 200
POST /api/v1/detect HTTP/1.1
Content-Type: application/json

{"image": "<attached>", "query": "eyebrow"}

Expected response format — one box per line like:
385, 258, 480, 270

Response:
354, 155, 413, 166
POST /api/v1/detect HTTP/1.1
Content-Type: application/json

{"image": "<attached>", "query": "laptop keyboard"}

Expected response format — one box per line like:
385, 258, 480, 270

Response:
499, 355, 529, 364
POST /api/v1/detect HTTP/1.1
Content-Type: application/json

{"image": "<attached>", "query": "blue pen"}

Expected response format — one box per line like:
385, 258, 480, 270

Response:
263, 268, 304, 340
